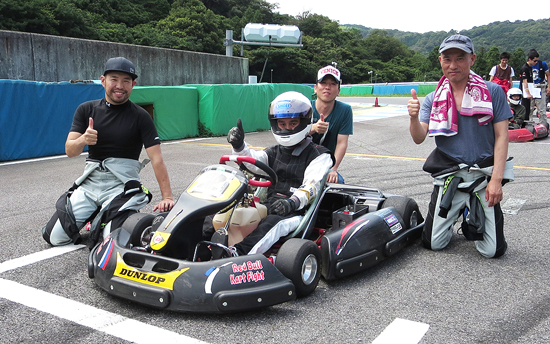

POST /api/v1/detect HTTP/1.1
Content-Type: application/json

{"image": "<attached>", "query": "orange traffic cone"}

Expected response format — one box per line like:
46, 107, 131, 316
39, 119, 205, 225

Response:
374, 97, 380, 107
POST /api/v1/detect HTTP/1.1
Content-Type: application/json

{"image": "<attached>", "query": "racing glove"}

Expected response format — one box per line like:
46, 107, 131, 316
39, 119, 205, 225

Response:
269, 197, 298, 216
227, 118, 245, 151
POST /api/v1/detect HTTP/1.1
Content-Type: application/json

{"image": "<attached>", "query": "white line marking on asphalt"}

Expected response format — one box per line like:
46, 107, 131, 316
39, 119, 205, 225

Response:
501, 198, 527, 215
0, 278, 208, 344
372, 318, 429, 344
0, 245, 85, 274
0, 154, 70, 166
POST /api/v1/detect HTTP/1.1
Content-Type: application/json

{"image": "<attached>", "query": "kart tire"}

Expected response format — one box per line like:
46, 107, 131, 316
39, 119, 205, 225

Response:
525, 123, 535, 134
381, 196, 423, 229
275, 238, 321, 298
122, 213, 156, 247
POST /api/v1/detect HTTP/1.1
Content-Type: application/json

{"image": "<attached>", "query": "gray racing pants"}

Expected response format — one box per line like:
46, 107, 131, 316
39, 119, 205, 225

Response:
421, 168, 508, 258
42, 158, 151, 247
531, 86, 548, 127
44, 169, 126, 246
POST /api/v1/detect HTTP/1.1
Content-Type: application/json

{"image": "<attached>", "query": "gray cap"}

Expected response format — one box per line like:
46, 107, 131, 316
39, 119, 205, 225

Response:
103, 57, 138, 80
439, 34, 474, 54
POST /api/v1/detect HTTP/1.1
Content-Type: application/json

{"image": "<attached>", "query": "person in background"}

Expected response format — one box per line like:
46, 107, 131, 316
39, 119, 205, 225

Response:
489, 51, 514, 94
506, 88, 526, 129
528, 49, 549, 128
518, 50, 539, 122
310, 65, 353, 183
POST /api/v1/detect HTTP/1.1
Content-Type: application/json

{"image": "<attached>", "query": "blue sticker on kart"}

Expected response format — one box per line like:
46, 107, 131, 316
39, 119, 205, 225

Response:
384, 214, 403, 234
384, 214, 399, 226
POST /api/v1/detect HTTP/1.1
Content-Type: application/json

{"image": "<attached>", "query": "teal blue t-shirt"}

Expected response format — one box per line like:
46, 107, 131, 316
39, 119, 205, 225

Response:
311, 100, 353, 153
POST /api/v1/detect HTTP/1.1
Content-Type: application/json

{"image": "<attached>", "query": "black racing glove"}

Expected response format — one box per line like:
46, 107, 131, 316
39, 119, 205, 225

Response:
269, 197, 297, 216
227, 118, 245, 150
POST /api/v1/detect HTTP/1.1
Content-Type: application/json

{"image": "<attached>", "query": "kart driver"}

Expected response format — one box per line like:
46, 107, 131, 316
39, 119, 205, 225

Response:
42, 57, 174, 247
206, 91, 334, 256
507, 88, 526, 129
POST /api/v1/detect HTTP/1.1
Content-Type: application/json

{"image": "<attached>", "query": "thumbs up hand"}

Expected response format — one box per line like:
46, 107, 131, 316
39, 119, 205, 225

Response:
314, 113, 329, 134
408, 89, 420, 119
84, 117, 98, 146
227, 118, 245, 150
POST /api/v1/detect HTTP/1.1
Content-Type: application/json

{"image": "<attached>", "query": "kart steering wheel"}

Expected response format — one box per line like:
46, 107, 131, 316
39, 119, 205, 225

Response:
219, 155, 278, 187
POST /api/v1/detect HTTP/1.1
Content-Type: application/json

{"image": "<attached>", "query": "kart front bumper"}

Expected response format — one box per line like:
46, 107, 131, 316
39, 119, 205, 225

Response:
89, 229, 296, 313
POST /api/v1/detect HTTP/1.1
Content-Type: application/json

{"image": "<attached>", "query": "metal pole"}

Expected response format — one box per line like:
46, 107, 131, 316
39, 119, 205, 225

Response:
225, 30, 233, 57
259, 58, 268, 83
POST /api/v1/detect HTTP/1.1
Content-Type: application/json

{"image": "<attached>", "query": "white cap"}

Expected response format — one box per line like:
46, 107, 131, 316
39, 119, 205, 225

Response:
317, 65, 341, 83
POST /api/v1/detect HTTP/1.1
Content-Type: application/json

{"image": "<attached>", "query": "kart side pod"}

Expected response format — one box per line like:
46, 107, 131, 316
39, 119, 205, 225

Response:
320, 207, 420, 281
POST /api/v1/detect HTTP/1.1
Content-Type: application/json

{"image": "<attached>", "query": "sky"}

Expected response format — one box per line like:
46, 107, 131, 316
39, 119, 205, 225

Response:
266, 0, 549, 33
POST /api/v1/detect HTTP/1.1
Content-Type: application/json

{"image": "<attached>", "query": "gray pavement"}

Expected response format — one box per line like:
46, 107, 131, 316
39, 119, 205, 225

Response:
1, 97, 550, 343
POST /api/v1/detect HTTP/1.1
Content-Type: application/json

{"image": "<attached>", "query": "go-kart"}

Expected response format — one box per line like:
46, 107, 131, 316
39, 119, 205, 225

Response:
508, 121, 548, 142
88, 155, 424, 313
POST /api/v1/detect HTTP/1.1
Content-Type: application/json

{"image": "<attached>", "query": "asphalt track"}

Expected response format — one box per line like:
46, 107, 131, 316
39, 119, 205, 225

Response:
1, 96, 550, 344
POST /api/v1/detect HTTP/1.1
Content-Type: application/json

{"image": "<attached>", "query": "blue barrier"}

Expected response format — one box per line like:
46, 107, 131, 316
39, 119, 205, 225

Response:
371, 84, 419, 95
0, 80, 104, 161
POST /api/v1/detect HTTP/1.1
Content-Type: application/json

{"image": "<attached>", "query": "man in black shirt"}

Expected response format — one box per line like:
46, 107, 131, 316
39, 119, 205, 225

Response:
43, 57, 174, 246
518, 51, 539, 122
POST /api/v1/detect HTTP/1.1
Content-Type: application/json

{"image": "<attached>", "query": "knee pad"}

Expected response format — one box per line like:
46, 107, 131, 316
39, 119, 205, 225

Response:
42, 213, 59, 245
42, 217, 73, 246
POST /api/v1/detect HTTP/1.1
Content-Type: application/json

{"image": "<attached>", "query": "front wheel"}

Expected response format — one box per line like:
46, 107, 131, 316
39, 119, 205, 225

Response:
381, 196, 423, 229
122, 213, 156, 247
275, 239, 321, 298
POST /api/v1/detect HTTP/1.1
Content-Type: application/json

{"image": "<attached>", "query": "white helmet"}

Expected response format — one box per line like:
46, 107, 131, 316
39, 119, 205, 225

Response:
507, 88, 523, 106
268, 91, 312, 147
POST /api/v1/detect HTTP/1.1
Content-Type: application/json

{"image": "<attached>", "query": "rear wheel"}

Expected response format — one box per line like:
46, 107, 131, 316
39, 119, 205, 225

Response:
275, 239, 321, 297
381, 196, 423, 229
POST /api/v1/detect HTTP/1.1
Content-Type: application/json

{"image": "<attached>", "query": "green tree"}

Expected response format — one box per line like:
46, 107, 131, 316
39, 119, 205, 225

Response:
510, 48, 526, 74
486, 46, 502, 70
0, 0, 59, 35
155, 0, 227, 54
472, 46, 489, 79
363, 30, 413, 63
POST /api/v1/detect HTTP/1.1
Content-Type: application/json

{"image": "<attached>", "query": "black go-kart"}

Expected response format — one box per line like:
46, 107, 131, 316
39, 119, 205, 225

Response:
88, 155, 424, 313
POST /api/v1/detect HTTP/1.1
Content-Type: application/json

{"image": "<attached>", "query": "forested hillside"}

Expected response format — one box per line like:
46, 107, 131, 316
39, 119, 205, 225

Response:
2, 0, 548, 84
345, 19, 550, 60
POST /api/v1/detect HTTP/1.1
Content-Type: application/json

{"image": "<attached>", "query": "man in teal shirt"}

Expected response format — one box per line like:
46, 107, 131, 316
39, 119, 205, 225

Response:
310, 65, 353, 183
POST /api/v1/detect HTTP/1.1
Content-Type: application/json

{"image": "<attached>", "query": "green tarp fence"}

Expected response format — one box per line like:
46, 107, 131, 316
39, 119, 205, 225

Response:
418, 84, 437, 95
130, 86, 199, 140
187, 83, 314, 135
339, 85, 373, 96
341, 84, 437, 96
